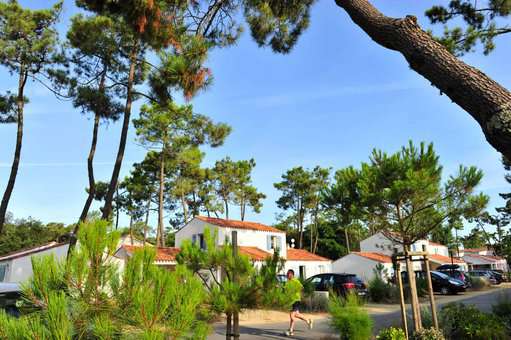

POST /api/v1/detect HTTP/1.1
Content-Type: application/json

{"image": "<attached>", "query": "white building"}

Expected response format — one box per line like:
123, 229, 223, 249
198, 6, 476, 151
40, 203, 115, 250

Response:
0, 242, 69, 283
332, 252, 394, 282
333, 232, 468, 280
175, 216, 331, 279
461, 248, 508, 272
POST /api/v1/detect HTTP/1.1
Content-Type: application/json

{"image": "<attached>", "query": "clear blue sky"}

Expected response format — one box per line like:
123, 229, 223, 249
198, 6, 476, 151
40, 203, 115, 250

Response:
1, 1, 510, 235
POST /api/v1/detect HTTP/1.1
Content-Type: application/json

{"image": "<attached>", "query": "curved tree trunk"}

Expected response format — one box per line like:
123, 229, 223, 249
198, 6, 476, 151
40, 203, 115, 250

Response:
0, 69, 27, 233
144, 195, 151, 245
102, 43, 139, 219
335, 0, 511, 159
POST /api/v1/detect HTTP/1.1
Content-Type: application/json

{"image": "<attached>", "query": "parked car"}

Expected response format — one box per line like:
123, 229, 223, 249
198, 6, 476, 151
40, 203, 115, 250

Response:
438, 269, 471, 288
306, 273, 368, 297
490, 270, 505, 284
436, 264, 463, 271
431, 271, 466, 295
0, 283, 22, 317
468, 270, 497, 285
492, 269, 509, 282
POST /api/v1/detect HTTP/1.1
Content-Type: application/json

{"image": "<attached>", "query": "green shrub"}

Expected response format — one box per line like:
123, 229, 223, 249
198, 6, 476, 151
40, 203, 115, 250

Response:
470, 276, 490, 290
420, 307, 433, 329
329, 293, 373, 340
439, 303, 507, 340
415, 278, 428, 297
492, 298, 511, 334
411, 327, 445, 340
368, 276, 394, 303
376, 327, 406, 340
302, 292, 329, 312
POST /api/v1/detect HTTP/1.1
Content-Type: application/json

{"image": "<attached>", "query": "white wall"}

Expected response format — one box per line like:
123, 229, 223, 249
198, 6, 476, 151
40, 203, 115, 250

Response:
2, 244, 69, 283
332, 254, 394, 283
175, 218, 287, 257
360, 232, 402, 256
284, 260, 331, 279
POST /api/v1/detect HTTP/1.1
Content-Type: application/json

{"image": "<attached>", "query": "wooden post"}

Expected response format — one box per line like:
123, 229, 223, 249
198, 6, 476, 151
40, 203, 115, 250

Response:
393, 249, 409, 339
423, 245, 439, 330
232, 231, 240, 340
404, 246, 422, 332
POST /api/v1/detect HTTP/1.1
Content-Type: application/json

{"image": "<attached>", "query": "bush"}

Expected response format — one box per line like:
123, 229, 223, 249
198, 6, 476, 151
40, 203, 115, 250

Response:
411, 327, 445, 340
470, 276, 490, 290
329, 293, 373, 340
439, 303, 507, 340
415, 278, 428, 298
376, 327, 406, 340
368, 276, 394, 303
492, 298, 511, 334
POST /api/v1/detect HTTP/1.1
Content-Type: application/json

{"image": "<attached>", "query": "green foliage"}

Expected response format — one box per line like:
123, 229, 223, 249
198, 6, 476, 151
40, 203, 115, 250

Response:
0, 219, 208, 339
368, 276, 394, 303
329, 293, 373, 340
358, 141, 487, 245
439, 302, 508, 340
0, 218, 71, 255
426, 0, 511, 56
412, 327, 445, 340
376, 327, 406, 340
492, 298, 511, 334
244, 0, 316, 53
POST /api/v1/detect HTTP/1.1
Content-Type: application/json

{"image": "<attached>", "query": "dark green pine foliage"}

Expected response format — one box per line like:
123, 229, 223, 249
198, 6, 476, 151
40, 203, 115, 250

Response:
426, 0, 511, 55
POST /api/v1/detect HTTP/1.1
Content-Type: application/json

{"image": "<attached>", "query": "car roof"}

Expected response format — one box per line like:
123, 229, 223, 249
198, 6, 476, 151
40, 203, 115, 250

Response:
0, 282, 21, 293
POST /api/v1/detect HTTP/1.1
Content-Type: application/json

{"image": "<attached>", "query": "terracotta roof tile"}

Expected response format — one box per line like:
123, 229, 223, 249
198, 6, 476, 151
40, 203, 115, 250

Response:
464, 253, 505, 262
429, 254, 465, 264
122, 245, 180, 262
238, 246, 271, 261
352, 252, 392, 263
463, 248, 488, 253
196, 216, 285, 234
286, 248, 331, 261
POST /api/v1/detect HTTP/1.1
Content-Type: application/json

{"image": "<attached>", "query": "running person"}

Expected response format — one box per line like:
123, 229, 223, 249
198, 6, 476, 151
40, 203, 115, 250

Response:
284, 269, 313, 336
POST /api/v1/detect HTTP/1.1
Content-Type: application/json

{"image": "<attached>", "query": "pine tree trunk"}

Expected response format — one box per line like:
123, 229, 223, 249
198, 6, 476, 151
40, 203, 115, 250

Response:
102, 42, 139, 219
157, 152, 165, 247
335, 0, 511, 159
144, 196, 151, 245
240, 198, 245, 221
0, 69, 27, 234
129, 215, 134, 245
224, 200, 229, 220
344, 227, 351, 253
115, 185, 120, 230
181, 194, 188, 224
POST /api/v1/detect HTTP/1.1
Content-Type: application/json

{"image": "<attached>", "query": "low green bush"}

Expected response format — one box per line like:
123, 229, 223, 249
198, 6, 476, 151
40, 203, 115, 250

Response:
470, 276, 490, 290
439, 302, 507, 340
492, 298, 511, 334
415, 278, 428, 298
376, 327, 406, 340
368, 277, 395, 303
411, 327, 445, 340
329, 293, 373, 340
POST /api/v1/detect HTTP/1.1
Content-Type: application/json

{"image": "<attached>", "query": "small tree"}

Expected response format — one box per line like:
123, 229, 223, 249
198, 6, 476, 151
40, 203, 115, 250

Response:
0, 219, 209, 339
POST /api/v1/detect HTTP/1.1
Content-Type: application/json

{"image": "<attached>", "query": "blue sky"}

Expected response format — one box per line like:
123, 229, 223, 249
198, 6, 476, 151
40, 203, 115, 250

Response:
1, 1, 510, 235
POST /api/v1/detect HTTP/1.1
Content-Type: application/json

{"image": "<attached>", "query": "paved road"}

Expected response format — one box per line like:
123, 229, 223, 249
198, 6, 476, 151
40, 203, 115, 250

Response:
208, 287, 511, 340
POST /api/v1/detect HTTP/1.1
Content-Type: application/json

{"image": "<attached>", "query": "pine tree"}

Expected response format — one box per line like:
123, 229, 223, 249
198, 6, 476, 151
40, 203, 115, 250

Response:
0, 1, 63, 233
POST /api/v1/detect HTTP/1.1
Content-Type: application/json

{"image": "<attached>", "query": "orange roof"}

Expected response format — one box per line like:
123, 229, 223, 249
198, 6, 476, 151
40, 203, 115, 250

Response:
121, 245, 180, 262
286, 248, 331, 261
196, 216, 285, 234
352, 252, 392, 263
238, 246, 271, 261
464, 253, 505, 262
429, 254, 465, 264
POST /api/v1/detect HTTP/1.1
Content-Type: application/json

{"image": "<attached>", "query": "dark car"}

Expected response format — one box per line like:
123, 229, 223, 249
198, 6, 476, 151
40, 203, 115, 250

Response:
306, 273, 367, 297
436, 264, 462, 271
438, 269, 471, 288
490, 270, 505, 284
0, 283, 22, 317
431, 271, 466, 295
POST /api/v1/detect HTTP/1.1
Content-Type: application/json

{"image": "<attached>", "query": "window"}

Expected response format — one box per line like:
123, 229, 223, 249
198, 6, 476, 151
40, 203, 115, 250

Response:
192, 233, 206, 250
267, 235, 282, 250
0, 263, 8, 282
